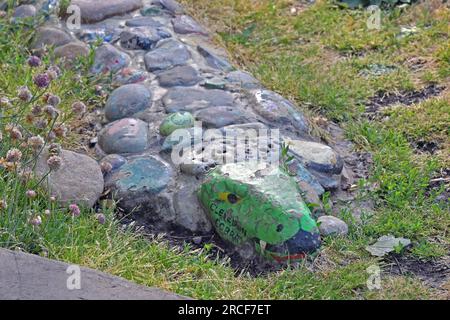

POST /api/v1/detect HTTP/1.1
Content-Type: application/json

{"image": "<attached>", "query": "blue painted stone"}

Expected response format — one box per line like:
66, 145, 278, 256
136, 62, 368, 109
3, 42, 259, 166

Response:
109, 156, 172, 195
197, 46, 233, 72
105, 84, 152, 121
98, 118, 148, 154
144, 39, 191, 72
162, 87, 234, 113
91, 43, 131, 74
252, 90, 309, 134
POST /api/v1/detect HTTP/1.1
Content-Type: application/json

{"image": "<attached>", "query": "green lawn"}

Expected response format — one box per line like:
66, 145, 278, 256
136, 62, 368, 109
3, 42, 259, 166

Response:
0, 1, 448, 299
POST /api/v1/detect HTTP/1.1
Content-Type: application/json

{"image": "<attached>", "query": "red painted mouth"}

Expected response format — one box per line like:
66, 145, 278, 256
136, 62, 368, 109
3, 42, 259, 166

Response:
270, 252, 306, 263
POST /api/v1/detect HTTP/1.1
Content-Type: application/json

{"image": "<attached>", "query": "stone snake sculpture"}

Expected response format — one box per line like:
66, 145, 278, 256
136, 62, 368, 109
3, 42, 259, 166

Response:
21, 0, 351, 262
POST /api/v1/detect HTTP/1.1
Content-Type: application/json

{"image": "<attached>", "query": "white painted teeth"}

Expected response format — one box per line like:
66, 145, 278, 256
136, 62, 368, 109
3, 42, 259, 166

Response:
260, 240, 267, 252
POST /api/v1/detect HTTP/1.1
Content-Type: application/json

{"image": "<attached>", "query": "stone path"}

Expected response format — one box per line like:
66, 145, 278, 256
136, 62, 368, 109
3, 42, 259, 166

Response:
11, 0, 355, 258
0, 248, 188, 300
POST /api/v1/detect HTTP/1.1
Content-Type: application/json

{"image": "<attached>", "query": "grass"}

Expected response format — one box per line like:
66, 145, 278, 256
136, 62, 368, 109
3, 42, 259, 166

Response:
0, 1, 449, 300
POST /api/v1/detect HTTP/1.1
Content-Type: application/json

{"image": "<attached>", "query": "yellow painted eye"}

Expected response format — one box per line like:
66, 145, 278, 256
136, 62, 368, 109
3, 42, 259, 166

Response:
218, 192, 241, 204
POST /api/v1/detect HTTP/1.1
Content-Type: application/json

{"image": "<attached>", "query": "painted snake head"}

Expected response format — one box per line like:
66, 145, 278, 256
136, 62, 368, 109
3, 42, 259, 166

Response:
198, 162, 321, 262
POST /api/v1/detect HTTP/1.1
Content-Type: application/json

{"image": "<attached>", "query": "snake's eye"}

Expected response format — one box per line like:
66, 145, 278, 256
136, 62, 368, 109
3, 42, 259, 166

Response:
276, 224, 284, 232
218, 192, 241, 204
227, 193, 239, 204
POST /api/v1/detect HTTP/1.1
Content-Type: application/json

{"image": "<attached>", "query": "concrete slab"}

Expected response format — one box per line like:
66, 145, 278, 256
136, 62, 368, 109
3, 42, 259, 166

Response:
0, 248, 189, 300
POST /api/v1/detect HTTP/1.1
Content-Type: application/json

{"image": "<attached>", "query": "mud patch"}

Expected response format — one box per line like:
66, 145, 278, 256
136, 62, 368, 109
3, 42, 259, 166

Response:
384, 254, 450, 290
426, 168, 450, 202
365, 84, 445, 117
411, 139, 440, 155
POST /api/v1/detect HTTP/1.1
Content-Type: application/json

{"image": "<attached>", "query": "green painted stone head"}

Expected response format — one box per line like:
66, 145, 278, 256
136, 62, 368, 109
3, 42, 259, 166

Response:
198, 162, 321, 262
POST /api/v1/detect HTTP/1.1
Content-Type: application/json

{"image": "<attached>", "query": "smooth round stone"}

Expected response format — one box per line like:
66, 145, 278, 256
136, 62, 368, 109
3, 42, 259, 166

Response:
284, 138, 343, 174
157, 65, 201, 87
159, 112, 195, 136
144, 39, 191, 72
105, 84, 152, 121
105, 155, 172, 199
172, 15, 207, 36
163, 87, 235, 113
72, 0, 142, 23
194, 106, 253, 129
54, 42, 89, 63
99, 118, 148, 154
125, 17, 163, 28
113, 68, 148, 85
32, 27, 72, 50
317, 216, 348, 237
226, 71, 261, 90
13, 4, 36, 18
91, 43, 131, 74
197, 46, 233, 72
252, 90, 309, 133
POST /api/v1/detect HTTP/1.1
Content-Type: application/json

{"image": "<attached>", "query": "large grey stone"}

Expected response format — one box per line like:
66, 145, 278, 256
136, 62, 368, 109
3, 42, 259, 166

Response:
226, 71, 261, 90
157, 65, 201, 87
35, 149, 104, 208
159, 0, 184, 15
172, 15, 207, 36
163, 87, 235, 113
197, 45, 233, 72
91, 43, 131, 74
252, 90, 309, 133
105, 84, 152, 121
284, 138, 343, 175
173, 185, 213, 233
13, 4, 36, 18
54, 42, 89, 63
194, 106, 254, 128
144, 39, 191, 72
317, 216, 348, 237
32, 27, 72, 50
99, 118, 149, 154
72, 0, 143, 23
0, 248, 188, 300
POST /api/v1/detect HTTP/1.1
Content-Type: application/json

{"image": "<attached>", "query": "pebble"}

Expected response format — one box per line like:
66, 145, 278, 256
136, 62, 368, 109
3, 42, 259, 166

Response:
98, 118, 149, 154
144, 39, 191, 72
159, 112, 195, 136
157, 65, 201, 87
317, 216, 348, 236
91, 43, 131, 74
105, 84, 152, 121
